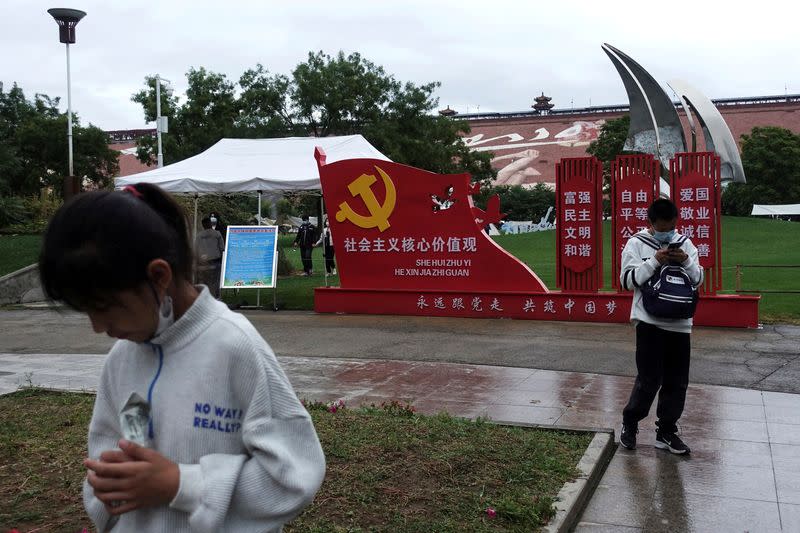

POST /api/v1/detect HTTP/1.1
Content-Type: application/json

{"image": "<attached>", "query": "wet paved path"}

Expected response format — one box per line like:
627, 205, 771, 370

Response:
2, 352, 799, 532
2, 309, 800, 393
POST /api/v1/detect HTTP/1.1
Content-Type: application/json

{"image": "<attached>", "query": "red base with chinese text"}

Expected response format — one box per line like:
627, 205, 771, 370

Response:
314, 288, 760, 328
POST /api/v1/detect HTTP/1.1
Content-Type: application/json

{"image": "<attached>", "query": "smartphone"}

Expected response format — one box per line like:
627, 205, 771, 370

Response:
667, 242, 681, 250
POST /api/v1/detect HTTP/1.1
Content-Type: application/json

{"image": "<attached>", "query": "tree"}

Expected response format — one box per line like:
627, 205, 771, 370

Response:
722, 126, 800, 216
132, 51, 495, 182
586, 115, 632, 214
290, 51, 394, 138
473, 183, 555, 221
586, 115, 631, 166
131, 69, 238, 165
0, 82, 118, 196
237, 65, 297, 138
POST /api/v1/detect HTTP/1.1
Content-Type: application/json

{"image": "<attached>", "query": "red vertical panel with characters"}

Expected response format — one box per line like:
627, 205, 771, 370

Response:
556, 157, 604, 292
610, 154, 660, 290
670, 152, 723, 295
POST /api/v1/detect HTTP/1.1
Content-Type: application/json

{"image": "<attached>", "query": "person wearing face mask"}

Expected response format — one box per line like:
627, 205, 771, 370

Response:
195, 217, 225, 298
618, 198, 703, 455
208, 213, 227, 245
39, 183, 325, 533
314, 219, 336, 275
292, 215, 316, 276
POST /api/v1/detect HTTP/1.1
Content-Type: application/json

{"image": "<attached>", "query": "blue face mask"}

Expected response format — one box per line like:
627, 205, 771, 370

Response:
653, 229, 675, 244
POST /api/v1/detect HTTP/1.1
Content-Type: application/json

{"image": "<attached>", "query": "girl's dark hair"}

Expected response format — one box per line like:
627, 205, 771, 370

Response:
648, 198, 679, 223
40, 183, 193, 311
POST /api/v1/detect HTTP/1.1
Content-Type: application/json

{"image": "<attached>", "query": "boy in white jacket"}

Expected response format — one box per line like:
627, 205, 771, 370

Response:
619, 198, 703, 454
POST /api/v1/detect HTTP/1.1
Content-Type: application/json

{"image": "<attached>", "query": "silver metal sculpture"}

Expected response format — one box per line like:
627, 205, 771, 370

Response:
601, 44, 686, 171
602, 44, 747, 192
667, 79, 747, 183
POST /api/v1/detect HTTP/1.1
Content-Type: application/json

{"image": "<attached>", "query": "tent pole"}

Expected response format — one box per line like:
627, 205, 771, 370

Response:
193, 195, 199, 283
257, 190, 262, 308
193, 195, 198, 238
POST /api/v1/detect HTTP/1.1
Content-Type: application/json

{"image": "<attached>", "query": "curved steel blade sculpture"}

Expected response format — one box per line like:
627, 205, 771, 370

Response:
667, 79, 747, 183
601, 43, 686, 173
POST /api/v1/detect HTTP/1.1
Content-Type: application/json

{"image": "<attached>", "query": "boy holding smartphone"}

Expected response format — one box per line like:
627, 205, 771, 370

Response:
618, 199, 704, 454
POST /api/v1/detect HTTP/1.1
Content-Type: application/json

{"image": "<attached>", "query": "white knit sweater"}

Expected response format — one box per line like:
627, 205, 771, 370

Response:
83, 288, 326, 532
619, 230, 703, 334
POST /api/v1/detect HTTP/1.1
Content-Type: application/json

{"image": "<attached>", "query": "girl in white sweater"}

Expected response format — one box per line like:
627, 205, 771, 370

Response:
39, 183, 325, 532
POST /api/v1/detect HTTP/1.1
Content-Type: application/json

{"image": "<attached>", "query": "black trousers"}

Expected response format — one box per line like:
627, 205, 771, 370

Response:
323, 245, 336, 274
300, 246, 313, 274
622, 321, 690, 434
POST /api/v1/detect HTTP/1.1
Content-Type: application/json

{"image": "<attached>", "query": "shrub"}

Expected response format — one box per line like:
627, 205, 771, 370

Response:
0, 196, 26, 228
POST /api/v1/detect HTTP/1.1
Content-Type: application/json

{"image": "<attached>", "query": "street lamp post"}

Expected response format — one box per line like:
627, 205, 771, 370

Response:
154, 75, 170, 168
47, 8, 86, 198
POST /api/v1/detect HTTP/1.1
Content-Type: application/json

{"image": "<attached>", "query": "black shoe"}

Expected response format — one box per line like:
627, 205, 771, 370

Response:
655, 431, 691, 455
620, 423, 638, 450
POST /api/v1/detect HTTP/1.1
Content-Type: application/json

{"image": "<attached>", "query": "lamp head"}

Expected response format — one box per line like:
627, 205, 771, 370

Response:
48, 8, 87, 44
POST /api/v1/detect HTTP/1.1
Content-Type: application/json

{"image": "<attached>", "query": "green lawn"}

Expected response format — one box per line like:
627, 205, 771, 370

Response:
718, 217, 799, 322
0, 234, 42, 277
3, 218, 798, 321
0, 390, 591, 533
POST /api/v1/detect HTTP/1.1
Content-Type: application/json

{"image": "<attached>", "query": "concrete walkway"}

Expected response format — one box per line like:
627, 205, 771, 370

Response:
2, 351, 799, 532
2, 309, 800, 393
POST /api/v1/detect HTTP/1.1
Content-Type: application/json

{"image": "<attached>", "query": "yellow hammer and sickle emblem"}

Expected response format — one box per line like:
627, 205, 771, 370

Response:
335, 166, 396, 232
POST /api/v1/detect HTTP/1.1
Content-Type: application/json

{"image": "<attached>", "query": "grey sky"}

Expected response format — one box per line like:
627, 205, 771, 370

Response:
2, 0, 797, 131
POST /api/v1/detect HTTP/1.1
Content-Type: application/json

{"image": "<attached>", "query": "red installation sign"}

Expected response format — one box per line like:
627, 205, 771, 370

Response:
671, 152, 723, 293
317, 150, 548, 293
556, 157, 603, 291
313, 149, 759, 328
611, 154, 659, 290
675, 183, 715, 263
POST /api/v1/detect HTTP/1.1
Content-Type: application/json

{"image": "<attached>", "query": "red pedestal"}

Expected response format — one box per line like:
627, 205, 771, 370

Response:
315, 288, 761, 328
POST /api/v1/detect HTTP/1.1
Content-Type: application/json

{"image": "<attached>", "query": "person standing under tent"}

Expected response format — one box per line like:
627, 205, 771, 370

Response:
195, 217, 225, 298
293, 215, 316, 276
209, 212, 227, 244
314, 219, 336, 275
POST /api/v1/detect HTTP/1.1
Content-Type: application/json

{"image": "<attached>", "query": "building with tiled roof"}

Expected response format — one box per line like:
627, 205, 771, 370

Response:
460, 94, 800, 187
106, 128, 155, 177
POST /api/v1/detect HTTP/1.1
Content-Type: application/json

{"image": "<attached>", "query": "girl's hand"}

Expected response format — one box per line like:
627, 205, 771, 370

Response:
85, 439, 180, 515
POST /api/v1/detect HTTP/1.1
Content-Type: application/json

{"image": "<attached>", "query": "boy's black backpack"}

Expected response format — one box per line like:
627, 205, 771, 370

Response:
639, 237, 699, 319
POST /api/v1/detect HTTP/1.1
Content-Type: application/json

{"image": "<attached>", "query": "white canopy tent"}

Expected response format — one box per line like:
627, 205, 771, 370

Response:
751, 204, 800, 216
114, 134, 390, 237
114, 135, 389, 194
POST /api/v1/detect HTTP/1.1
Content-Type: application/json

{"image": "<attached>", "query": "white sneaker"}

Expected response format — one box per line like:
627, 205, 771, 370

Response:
332, 269, 337, 275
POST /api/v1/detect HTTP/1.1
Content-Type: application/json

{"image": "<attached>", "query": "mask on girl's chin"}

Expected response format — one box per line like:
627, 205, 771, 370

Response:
653, 230, 675, 244
153, 293, 175, 337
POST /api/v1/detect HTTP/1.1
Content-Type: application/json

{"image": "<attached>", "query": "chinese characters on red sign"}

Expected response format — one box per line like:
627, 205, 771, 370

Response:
556, 158, 603, 291
616, 188, 652, 242
413, 293, 622, 320
610, 155, 660, 290
675, 185, 714, 264
670, 152, 723, 293
318, 156, 548, 292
